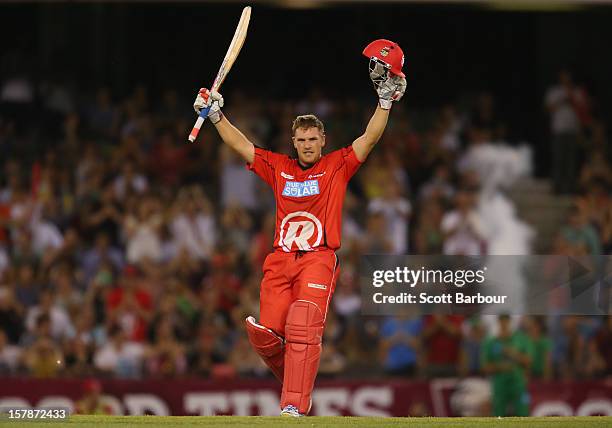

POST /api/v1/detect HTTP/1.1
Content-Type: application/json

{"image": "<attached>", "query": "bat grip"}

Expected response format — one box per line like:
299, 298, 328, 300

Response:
199, 104, 212, 119
187, 105, 212, 142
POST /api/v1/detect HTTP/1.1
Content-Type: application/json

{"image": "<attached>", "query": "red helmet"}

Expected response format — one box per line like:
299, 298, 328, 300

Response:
362, 39, 405, 78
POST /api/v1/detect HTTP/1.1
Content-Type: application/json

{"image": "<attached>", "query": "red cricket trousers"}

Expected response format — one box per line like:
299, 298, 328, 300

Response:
259, 249, 339, 336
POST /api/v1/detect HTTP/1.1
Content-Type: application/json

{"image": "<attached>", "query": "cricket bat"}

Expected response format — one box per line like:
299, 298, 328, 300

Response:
188, 6, 252, 142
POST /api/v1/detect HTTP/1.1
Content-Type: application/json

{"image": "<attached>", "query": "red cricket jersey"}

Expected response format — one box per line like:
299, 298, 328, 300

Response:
247, 145, 362, 252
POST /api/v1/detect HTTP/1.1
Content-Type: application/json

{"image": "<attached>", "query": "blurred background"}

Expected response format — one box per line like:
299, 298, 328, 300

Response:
0, 0, 610, 417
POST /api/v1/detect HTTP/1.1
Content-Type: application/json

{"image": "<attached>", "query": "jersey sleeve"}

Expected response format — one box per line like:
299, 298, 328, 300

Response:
339, 145, 364, 180
246, 147, 285, 188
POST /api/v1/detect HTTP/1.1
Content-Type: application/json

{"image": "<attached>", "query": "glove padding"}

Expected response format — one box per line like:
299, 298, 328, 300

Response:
193, 88, 224, 124
376, 72, 407, 110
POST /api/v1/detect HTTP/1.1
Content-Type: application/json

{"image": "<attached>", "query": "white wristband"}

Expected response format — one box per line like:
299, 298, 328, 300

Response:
379, 99, 392, 110
209, 110, 223, 124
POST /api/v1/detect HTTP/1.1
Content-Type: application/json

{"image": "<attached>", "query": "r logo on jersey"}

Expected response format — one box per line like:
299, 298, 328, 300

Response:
278, 211, 323, 252
282, 180, 320, 198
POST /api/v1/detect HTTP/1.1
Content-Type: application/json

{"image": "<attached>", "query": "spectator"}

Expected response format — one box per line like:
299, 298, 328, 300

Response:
579, 149, 611, 189
220, 144, 259, 210
23, 335, 64, 378
74, 379, 113, 415
148, 129, 188, 186
422, 314, 464, 377
81, 184, 124, 247
93, 324, 145, 378
25, 289, 75, 341
378, 307, 422, 376
368, 178, 411, 254
106, 265, 153, 342
200, 253, 242, 321
146, 318, 187, 378
363, 212, 393, 254
113, 161, 148, 201
470, 92, 505, 140
459, 316, 486, 377
123, 196, 163, 264
419, 163, 455, 203
30, 203, 64, 257
81, 233, 124, 284
552, 315, 587, 379
170, 187, 216, 261
63, 336, 94, 377
249, 213, 275, 271
228, 331, 267, 378
51, 267, 83, 317
441, 191, 486, 256
523, 316, 552, 380
0, 329, 21, 374
220, 205, 253, 251
0, 286, 24, 344
560, 205, 601, 256
481, 315, 532, 417
413, 199, 445, 255
187, 323, 227, 377
86, 87, 119, 139
318, 312, 347, 377
544, 69, 587, 194
586, 315, 612, 377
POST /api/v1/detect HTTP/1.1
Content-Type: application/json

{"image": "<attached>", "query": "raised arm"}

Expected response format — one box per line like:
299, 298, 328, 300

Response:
193, 88, 255, 164
214, 115, 255, 164
352, 106, 389, 162
352, 60, 406, 162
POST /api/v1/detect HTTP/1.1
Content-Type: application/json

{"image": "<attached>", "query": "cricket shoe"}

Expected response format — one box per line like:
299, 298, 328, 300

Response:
280, 399, 311, 417
280, 404, 304, 417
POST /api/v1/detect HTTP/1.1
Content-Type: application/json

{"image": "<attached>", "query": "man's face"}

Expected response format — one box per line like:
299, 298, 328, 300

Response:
293, 127, 325, 167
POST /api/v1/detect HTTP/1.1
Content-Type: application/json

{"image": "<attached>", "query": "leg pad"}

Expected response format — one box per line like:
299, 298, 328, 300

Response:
280, 300, 324, 414
245, 316, 284, 383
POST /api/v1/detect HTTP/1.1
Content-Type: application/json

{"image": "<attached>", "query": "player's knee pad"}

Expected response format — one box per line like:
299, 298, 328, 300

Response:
281, 300, 324, 414
245, 316, 285, 382
285, 300, 324, 345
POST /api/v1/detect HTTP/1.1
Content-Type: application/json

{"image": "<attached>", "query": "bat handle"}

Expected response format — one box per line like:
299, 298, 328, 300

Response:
187, 105, 212, 142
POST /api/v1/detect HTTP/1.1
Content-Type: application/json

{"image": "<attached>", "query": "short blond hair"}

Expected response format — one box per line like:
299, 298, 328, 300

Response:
291, 114, 325, 136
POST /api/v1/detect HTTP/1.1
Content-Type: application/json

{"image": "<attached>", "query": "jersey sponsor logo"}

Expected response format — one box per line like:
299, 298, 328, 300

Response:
281, 180, 320, 198
308, 172, 326, 179
280, 171, 294, 179
278, 211, 323, 252
307, 282, 327, 290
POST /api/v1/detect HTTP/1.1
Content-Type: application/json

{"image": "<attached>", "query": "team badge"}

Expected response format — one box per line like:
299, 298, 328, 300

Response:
278, 211, 323, 252
380, 47, 390, 57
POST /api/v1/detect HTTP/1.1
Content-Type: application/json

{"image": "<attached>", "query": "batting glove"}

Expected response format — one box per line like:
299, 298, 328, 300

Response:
376, 74, 407, 110
193, 88, 224, 124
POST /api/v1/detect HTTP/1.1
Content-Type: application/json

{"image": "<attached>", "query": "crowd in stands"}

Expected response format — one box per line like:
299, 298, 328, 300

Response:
0, 70, 610, 381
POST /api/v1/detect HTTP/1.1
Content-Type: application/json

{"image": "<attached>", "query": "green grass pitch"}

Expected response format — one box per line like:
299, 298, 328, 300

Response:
1, 416, 611, 427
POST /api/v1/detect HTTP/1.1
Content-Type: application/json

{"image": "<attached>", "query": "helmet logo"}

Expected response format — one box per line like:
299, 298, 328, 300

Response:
380, 47, 390, 57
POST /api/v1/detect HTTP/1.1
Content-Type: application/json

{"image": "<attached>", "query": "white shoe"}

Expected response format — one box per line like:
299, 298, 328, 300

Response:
280, 404, 304, 417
